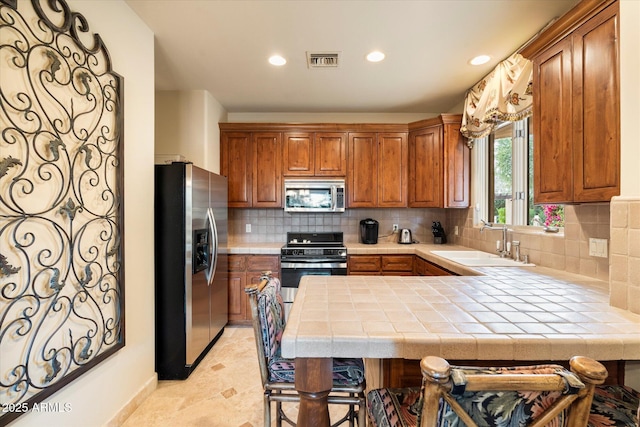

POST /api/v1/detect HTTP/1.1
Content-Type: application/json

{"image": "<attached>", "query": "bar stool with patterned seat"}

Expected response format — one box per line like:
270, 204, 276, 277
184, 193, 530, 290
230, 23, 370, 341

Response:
367, 355, 612, 427
245, 273, 366, 427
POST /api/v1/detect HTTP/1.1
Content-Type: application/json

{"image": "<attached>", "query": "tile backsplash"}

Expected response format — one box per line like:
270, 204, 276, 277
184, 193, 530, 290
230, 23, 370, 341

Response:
446, 204, 611, 282
229, 201, 638, 315
228, 208, 447, 244
609, 197, 640, 314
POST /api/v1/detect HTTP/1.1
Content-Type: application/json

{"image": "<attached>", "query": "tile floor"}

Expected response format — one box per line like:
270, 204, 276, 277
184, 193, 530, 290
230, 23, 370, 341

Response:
121, 326, 352, 427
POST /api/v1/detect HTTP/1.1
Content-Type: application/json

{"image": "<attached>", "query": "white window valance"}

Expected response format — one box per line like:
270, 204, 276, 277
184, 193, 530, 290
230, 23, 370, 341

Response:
460, 53, 533, 141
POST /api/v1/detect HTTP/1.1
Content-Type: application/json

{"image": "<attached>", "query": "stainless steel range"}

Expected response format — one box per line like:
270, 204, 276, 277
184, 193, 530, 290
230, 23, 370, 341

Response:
280, 232, 347, 317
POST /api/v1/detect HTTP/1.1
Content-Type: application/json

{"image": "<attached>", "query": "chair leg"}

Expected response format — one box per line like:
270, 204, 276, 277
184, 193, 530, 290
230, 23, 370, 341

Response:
276, 400, 283, 427
349, 402, 355, 427
358, 394, 366, 427
264, 393, 271, 427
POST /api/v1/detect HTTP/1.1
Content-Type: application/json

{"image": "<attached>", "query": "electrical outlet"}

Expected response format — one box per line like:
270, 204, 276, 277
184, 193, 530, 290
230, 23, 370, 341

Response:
454, 226, 459, 236
245, 223, 251, 233
392, 224, 399, 232
588, 238, 608, 258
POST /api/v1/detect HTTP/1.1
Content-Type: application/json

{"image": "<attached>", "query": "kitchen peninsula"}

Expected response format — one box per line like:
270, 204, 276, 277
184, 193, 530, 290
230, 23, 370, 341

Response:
280, 260, 640, 425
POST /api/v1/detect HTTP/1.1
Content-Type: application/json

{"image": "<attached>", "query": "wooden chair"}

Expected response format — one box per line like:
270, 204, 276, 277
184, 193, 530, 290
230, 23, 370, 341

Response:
367, 355, 610, 427
245, 273, 366, 427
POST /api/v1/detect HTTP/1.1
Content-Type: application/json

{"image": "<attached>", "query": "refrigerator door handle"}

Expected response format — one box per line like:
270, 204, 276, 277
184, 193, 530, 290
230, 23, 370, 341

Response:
206, 208, 218, 286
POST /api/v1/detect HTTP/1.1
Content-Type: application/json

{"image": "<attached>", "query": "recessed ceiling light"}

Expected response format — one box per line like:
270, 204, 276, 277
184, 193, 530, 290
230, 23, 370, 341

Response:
366, 51, 385, 63
268, 55, 286, 66
469, 55, 491, 65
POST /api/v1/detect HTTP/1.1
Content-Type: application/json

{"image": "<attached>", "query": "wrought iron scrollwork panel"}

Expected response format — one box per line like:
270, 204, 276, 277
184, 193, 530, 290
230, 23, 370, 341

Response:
0, 0, 124, 423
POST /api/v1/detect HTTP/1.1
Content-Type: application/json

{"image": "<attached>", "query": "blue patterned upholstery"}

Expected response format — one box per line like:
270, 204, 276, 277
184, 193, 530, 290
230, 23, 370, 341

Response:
368, 383, 640, 427
256, 278, 365, 386
367, 363, 588, 427
367, 387, 422, 427
588, 385, 640, 427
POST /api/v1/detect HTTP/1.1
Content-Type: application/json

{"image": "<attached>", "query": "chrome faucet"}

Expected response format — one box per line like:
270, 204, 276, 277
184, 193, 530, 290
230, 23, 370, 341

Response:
480, 220, 511, 258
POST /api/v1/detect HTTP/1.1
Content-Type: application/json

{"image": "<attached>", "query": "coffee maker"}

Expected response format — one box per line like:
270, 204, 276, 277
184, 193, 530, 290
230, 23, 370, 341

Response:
360, 218, 379, 244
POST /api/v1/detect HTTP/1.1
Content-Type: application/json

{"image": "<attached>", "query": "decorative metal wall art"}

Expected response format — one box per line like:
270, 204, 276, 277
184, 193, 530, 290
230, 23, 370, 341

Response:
0, 0, 124, 424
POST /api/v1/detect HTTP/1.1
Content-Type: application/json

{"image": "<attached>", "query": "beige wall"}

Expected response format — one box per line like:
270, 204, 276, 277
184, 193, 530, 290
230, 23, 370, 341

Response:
607, 0, 640, 313
620, 0, 640, 198
227, 111, 435, 123
156, 90, 227, 173
12, 1, 157, 426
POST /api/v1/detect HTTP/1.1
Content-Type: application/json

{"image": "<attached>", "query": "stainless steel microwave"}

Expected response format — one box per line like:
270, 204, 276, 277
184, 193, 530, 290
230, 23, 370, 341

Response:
283, 179, 345, 212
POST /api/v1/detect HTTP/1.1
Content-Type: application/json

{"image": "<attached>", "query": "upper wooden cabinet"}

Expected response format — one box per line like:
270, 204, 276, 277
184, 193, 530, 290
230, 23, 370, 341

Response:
220, 130, 282, 208
221, 132, 252, 207
283, 132, 346, 176
253, 132, 282, 207
220, 122, 460, 209
521, 0, 620, 204
347, 132, 408, 208
408, 114, 469, 208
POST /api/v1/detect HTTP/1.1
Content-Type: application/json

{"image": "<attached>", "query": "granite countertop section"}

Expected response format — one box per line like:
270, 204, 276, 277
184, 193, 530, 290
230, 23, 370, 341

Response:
281, 274, 640, 361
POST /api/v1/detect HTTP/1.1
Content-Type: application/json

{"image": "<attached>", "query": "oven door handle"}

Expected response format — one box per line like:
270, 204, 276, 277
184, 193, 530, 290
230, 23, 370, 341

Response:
281, 262, 347, 269
280, 257, 346, 263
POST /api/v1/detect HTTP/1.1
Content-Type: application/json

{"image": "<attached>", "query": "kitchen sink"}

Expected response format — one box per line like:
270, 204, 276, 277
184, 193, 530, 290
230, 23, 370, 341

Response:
431, 250, 535, 267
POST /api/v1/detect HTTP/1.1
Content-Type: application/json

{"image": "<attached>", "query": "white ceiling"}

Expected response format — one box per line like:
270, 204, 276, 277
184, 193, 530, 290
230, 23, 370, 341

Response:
125, 0, 580, 114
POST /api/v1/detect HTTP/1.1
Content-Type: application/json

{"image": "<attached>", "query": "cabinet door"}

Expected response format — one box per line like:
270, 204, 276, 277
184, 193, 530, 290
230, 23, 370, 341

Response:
532, 37, 573, 204
246, 255, 280, 273
408, 126, 442, 207
283, 132, 314, 176
381, 255, 413, 274
416, 257, 453, 276
378, 133, 408, 207
348, 133, 378, 207
572, 2, 619, 202
252, 133, 282, 207
228, 271, 247, 322
221, 132, 252, 207
443, 123, 469, 208
315, 132, 347, 176
348, 255, 381, 273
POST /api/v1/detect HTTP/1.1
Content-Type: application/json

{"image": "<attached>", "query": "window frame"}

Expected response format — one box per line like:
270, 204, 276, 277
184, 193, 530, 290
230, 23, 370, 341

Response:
473, 117, 562, 230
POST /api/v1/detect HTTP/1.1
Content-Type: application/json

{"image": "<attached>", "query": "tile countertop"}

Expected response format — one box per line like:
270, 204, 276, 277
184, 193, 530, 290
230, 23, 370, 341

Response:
231, 241, 640, 361
281, 273, 640, 362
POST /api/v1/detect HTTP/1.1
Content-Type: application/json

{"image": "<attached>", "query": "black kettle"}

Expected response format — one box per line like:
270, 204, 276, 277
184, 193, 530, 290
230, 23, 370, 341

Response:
360, 218, 379, 244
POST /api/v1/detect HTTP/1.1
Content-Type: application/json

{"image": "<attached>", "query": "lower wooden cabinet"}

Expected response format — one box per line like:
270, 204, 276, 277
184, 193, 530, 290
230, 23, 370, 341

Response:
415, 257, 454, 276
349, 254, 455, 276
228, 254, 279, 324
381, 255, 413, 275
348, 255, 413, 275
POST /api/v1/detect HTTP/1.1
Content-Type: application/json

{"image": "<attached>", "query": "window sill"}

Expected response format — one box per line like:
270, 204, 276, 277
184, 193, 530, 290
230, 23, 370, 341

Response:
474, 224, 565, 237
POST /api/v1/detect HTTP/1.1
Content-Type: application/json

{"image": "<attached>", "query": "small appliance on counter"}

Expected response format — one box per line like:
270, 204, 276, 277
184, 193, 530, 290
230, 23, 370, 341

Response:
432, 221, 447, 244
398, 228, 414, 244
360, 218, 379, 244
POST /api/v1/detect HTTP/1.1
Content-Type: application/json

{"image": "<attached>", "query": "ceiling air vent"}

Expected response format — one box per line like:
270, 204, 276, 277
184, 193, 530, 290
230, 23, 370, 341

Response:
307, 52, 340, 68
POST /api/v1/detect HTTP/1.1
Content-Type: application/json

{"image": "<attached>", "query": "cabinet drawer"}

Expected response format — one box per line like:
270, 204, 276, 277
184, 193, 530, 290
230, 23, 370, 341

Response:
382, 255, 413, 272
228, 255, 246, 271
348, 255, 381, 272
246, 255, 279, 272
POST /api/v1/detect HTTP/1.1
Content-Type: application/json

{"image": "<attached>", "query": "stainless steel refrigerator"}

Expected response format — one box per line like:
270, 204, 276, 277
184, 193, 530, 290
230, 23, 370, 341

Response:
154, 162, 228, 379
